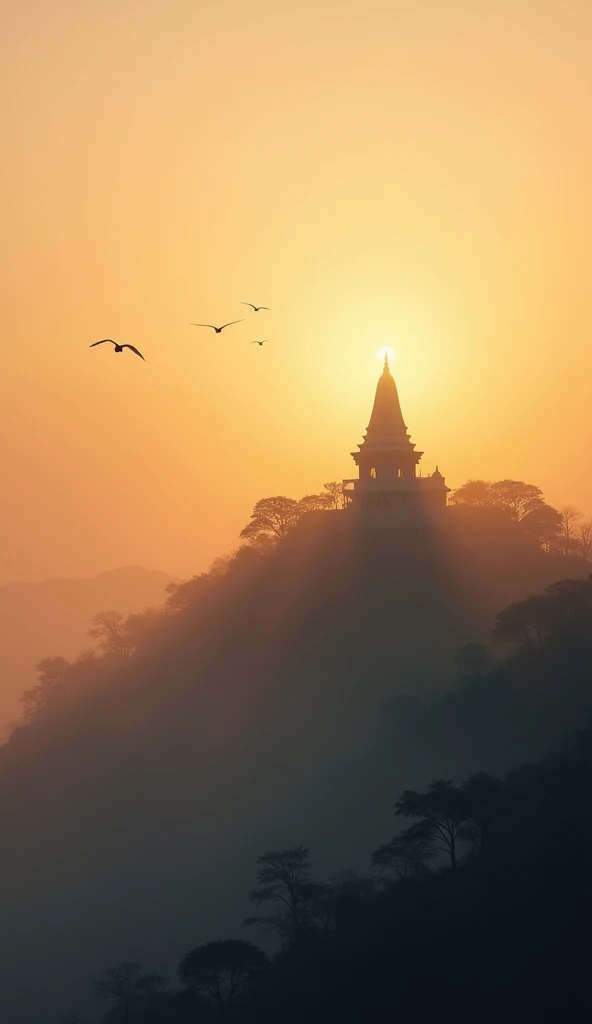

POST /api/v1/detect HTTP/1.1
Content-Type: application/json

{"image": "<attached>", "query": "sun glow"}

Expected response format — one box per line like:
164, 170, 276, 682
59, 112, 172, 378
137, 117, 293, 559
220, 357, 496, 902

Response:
376, 346, 395, 365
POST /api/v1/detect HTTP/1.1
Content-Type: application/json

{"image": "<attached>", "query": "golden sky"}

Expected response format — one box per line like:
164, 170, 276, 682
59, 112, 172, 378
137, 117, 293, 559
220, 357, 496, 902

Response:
1, 0, 591, 583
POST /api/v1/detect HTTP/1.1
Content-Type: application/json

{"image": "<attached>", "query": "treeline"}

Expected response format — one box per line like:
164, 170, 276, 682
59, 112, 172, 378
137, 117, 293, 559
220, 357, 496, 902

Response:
63, 719, 592, 1021
450, 478, 592, 558
211, 477, 592, 557
15, 476, 590, 734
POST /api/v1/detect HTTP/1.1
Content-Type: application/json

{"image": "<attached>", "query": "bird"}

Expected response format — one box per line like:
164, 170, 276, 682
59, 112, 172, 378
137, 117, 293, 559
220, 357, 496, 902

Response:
251, 340, 271, 346
89, 339, 145, 360
189, 320, 244, 333
242, 303, 269, 312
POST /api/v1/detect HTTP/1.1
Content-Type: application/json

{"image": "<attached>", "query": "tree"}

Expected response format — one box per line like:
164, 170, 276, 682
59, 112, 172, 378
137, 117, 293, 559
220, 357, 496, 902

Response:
165, 575, 211, 614
244, 846, 319, 945
20, 656, 71, 724
493, 579, 592, 649
488, 480, 545, 522
493, 594, 550, 648
559, 505, 582, 556
239, 497, 302, 543
88, 610, 131, 657
395, 780, 467, 870
449, 480, 492, 507
323, 481, 344, 510
459, 772, 509, 854
94, 962, 167, 1019
179, 939, 266, 1015
372, 821, 436, 880
521, 503, 562, 550
576, 520, 592, 562
61, 1013, 88, 1024
298, 493, 333, 513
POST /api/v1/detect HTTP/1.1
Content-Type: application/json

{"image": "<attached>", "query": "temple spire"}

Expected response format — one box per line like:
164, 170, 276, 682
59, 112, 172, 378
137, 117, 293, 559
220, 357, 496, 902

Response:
366, 354, 408, 441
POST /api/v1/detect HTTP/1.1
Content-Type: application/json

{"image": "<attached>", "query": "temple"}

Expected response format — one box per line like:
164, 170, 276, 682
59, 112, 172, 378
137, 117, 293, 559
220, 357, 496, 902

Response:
343, 354, 449, 520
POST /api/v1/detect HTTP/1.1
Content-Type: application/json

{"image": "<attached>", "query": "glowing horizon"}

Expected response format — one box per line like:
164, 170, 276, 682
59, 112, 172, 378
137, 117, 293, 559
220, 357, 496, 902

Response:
2, 0, 592, 584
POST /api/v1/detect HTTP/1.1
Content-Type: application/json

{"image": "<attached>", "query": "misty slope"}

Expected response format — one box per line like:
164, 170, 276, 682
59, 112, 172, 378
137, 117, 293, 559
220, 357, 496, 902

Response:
0, 566, 177, 731
0, 510, 588, 1020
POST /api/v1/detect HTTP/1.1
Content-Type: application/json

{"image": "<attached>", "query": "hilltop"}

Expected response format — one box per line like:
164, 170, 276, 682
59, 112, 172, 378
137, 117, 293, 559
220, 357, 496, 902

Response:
0, 510, 588, 1019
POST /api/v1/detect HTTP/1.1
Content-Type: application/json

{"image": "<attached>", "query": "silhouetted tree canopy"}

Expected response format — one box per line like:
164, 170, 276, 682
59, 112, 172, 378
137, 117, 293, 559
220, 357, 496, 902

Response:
94, 962, 167, 1019
20, 656, 72, 724
395, 780, 467, 870
488, 479, 545, 522
178, 939, 266, 1013
323, 481, 344, 509
521, 502, 562, 549
372, 821, 436, 879
449, 479, 492, 507
245, 847, 323, 946
88, 610, 132, 657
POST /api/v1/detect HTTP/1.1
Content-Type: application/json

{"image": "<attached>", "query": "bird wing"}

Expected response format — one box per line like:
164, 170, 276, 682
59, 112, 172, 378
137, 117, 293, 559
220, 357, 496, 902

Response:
190, 324, 216, 329
242, 302, 257, 310
220, 319, 245, 329
258, 306, 270, 310
122, 345, 146, 360
89, 339, 115, 348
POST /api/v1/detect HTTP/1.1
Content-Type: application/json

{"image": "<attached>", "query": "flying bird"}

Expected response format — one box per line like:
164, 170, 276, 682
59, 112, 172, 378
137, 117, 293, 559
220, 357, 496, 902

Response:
242, 303, 269, 312
190, 320, 244, 333
89, 339, 145, 360
251, 340, 271, 346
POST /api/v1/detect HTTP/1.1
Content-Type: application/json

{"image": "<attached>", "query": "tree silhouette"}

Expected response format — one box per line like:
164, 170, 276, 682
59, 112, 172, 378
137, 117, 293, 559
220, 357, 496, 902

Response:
449, 479, 492, 507
395, 780, 466, 870
576, 519, 592, 562
94, 961, 167, 1018
20, 656, 71, 724
244, 846, 319, 945
179, 939, 266, 1015
372, 821, 436, 879
493, 594, 550, 648
239, 497, 302, 543
459, 772, 509, 854
88, 610, 131, 657
559, 504, 582, 556
521, 503, 562, 550
493, 579, 592, 649
488, 479, 545, 522
298, 493, 333, 513
323, 481, 344, 509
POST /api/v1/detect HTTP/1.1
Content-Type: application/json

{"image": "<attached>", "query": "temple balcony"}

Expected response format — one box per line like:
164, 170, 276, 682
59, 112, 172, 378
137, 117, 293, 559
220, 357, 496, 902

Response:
343, 476, 448, 493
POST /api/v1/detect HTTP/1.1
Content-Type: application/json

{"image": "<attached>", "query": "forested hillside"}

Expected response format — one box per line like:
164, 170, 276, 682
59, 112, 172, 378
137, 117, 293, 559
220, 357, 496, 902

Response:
0, 507, 589, 1020
0, 566, 176, 734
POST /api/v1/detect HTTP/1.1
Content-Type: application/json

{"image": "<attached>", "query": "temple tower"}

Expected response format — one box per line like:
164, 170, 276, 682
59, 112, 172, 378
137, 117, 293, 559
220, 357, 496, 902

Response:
343, 354, 449, 519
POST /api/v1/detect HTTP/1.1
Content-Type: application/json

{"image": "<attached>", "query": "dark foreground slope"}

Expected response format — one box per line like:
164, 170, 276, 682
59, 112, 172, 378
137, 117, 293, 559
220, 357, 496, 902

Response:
0, 566, 176, 733
0, 509, 588, 1019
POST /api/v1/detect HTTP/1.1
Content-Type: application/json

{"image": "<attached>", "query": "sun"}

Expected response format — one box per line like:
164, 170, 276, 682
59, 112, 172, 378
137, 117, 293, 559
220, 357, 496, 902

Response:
376, 345, 395, 365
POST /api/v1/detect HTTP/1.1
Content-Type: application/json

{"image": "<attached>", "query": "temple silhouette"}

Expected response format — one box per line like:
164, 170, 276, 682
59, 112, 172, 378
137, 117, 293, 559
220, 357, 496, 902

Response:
343, 354, 449, 520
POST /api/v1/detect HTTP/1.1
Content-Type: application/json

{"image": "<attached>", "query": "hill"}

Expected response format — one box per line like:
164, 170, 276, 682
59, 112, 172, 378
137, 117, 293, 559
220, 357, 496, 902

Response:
0, 509, 589, 1020
0, 566, 177, 733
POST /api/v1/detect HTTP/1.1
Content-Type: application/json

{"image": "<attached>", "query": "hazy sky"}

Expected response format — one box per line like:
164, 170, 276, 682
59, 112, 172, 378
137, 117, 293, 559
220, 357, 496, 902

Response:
1, 0, 591, 583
